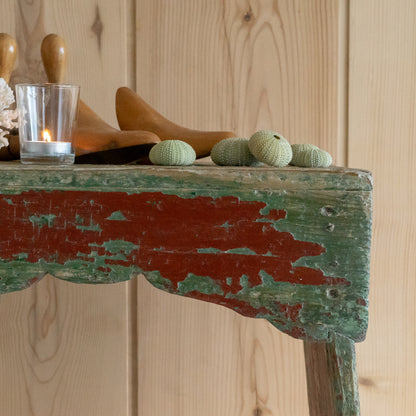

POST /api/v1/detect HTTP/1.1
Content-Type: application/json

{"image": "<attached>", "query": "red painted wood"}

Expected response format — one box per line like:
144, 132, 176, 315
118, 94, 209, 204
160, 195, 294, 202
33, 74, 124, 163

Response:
0, 190, 347, 325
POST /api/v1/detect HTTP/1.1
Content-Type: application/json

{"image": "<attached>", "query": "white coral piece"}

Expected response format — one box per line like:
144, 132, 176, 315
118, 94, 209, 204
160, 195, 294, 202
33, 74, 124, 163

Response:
0, 78, 15, 112
0, 78, 18, 149
0, 131, 9, 148
0, 109, 18, 130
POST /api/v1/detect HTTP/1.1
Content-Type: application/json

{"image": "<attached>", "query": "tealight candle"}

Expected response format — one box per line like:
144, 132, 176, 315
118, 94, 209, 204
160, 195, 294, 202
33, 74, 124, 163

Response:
16, 83, 80, 165
23, 129, 72, 155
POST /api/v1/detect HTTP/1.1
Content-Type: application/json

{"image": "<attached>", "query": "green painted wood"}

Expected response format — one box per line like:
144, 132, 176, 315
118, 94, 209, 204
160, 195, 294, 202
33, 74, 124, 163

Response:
0, 163, 372, 193
0, 162, 372, 343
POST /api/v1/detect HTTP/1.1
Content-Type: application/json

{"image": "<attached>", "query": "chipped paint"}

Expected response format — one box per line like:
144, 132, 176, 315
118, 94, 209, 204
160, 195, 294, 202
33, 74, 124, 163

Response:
106, 211, 128, 221
76, 222, 102, 232
29, 214, 56, 228
178, 274, 224, 296
0, 164, 372, 343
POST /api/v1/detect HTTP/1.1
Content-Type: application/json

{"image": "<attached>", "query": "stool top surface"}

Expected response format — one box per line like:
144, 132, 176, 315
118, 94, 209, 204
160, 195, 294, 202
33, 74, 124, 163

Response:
0, 162, 372, 192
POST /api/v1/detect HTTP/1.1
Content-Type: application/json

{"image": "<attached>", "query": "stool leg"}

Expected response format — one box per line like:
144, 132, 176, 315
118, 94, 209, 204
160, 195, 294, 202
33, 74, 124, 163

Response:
303, 333, 360, 416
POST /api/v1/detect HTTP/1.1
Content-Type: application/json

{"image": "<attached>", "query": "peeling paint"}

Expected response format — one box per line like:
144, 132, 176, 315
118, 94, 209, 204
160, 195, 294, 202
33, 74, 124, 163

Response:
178, 274, 224, 296
0, 165, 372, 343
29, 214, 56, 228
106, 211, 127, 221
76, 222, 102, 232
197, 247, 221, 254
226, 248, 257, 255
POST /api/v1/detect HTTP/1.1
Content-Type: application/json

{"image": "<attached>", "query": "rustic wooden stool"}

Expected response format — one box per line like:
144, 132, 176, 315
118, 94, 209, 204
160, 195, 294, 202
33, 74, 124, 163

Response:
0, 162, 372, 415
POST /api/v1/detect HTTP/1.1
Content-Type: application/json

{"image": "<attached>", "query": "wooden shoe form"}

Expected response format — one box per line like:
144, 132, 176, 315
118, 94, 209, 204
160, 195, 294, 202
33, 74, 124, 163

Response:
41, 34, 160, 158
0, 33, 19, 160
116, 87, 236, 158
74, 100, 160, 156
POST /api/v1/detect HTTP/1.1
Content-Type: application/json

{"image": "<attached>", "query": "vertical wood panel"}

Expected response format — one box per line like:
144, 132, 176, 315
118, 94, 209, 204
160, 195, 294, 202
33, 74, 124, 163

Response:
349, 1, 416, 414
0, 276, 130, 415
135, 1, 341, 414
137, 278, 310, 415
11, 0, 130, 126
0, 2, 15, 39
1, 1, 133, 415
136, 0, 340, 157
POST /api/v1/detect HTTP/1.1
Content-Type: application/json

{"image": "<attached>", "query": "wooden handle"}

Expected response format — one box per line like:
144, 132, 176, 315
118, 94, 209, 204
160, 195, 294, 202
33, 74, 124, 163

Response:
0, 33, 17, 84
41, 33, 67, 83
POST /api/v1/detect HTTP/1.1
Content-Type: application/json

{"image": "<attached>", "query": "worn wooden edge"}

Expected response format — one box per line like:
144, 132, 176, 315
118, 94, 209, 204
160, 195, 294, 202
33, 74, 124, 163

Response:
0, 162, 372, 192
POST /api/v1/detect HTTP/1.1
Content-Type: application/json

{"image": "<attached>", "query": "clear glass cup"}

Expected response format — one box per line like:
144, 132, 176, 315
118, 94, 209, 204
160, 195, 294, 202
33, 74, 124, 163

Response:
16, 83, 80, 164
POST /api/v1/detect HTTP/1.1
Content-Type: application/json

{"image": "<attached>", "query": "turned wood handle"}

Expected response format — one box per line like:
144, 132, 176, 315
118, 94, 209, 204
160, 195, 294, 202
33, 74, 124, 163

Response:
0, 33, 17, 84
41, 33, 67, 83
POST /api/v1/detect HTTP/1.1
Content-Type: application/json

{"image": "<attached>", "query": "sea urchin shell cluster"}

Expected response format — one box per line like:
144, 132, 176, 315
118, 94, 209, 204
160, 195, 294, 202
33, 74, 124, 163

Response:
148, 130, 332, 169
210, 130, 332, 168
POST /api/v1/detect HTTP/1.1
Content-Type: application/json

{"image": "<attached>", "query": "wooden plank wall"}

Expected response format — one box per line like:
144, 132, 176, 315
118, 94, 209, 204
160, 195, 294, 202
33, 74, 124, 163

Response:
0, 0, 414, 415
0, 1, 133, 415
349, 1, 416, 415
135, 1, 338, 415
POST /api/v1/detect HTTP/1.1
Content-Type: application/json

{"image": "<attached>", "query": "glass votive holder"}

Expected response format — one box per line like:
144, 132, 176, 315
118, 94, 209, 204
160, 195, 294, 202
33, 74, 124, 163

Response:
16, 83, 80, 165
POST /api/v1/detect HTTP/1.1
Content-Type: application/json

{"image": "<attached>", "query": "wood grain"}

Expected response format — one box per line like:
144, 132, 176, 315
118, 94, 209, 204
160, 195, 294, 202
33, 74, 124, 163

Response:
137, 277, 309, 416
0, 1, 385, 415
10, 0, 130, 126
349, 1, 416, 415
135, 0, 341, 414
0, 275, 130, 416
0, 2, 15, 35
10, 0, 48, 86
136, 0, 340, 158
0, 2, 133, 416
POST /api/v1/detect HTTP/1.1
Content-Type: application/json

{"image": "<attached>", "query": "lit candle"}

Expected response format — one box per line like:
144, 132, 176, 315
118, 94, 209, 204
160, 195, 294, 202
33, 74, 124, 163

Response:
23, 130, 72, 155
16, 83, 79, 165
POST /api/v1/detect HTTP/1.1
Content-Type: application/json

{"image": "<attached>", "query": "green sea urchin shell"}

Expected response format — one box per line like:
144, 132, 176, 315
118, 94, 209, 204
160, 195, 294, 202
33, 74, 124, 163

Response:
292, 147, 333, 168
248, 130, 292, 167
149, 140, 196, 166
211, 137, 259, 166
290, 143, 319, 166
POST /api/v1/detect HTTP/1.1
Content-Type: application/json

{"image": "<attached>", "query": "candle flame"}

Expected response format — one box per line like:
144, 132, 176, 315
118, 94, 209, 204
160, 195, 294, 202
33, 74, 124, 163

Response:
42, 130, 52, 142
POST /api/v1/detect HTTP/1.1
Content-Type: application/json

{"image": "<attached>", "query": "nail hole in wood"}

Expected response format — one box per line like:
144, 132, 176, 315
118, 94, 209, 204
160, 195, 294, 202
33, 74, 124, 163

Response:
326, 223, 335, 232
321, 206, 336, 216
326, 288, 339, 299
